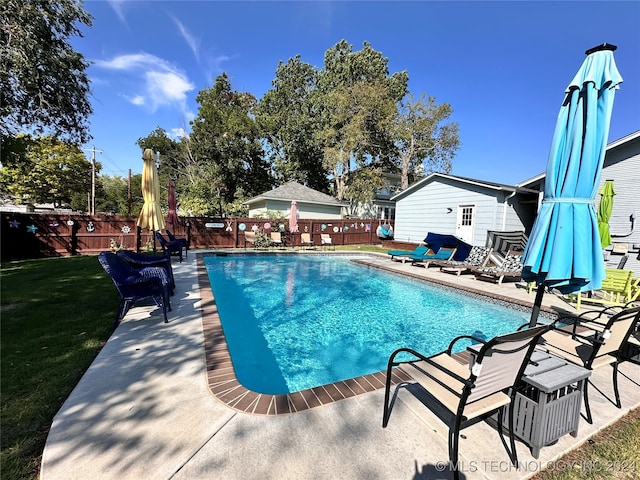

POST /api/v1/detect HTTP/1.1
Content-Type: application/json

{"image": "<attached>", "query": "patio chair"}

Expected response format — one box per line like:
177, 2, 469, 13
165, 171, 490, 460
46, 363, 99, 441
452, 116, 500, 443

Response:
165, 229, 188, 257
301, 233, 315, 249
541, 306, 640, 423
98, 251, 171, 328
244, 231, 257, 249
321, 233, 334, 250
409, 246, 457, 268
387, 244, 429, 262
270, 231, 284, 248
436, 246, 493, 276
116, 249, 175, 294
383, 325, 550, 480
470, 249, 523, 285
155, 231, 184, 262
570, 268, 635, 310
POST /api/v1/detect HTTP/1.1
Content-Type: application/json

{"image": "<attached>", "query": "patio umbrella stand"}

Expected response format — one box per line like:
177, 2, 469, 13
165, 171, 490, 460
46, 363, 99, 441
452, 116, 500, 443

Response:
522, 43, 623, 326
137, 149, 166, 251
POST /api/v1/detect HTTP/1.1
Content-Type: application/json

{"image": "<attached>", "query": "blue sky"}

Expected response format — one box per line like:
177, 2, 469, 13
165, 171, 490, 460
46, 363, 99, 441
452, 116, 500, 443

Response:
74, 1, 640, 185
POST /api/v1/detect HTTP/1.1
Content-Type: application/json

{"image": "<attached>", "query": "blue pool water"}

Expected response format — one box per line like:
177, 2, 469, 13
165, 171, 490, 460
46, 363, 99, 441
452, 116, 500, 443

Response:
205, 254, 533, 394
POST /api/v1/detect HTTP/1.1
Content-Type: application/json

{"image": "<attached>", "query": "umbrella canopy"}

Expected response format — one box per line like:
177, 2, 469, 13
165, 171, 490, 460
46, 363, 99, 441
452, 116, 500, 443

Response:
288, 200, 299, 232
137, 149, 165, 232
597, 180, 615, 249
522, 44, 622, 325
165, 180, 179, 225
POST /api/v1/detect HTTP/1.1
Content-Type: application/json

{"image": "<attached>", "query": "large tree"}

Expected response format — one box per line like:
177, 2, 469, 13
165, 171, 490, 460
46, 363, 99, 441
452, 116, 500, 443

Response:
393, 94, 460, 190
1, 0, 93, 144
256, 56, 328, 191
188, 73, 272, 215
0, 134, 95, 209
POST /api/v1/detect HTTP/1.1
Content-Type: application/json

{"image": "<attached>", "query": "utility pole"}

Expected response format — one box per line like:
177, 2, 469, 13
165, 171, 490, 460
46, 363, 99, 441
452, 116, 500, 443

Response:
128, 169, 132, 216
84, 146, 103, 215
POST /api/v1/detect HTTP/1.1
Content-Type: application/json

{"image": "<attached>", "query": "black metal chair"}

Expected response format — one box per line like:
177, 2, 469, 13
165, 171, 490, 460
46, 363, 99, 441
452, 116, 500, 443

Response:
116, 249, 175, 294
98, 251, 171, 328
383, 325, 550, 480
155, 231, 183, 262
542, 306, 640, 423
165, 229, 188, 257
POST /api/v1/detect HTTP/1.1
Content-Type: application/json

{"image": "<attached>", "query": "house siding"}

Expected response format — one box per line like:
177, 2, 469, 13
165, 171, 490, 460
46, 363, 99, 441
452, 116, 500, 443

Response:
395, 178, 529, 246
598, 135, 640, 275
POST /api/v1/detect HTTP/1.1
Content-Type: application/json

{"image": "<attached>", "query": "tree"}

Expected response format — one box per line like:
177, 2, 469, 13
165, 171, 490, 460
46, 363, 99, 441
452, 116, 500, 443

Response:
0, 134, 95, 209
189, 73, 272, 215
392, 94, 460, 190
1, 0, 93, 144
315, 41, 408, 200
95, 174, 143, 216
256, 56, 328, 191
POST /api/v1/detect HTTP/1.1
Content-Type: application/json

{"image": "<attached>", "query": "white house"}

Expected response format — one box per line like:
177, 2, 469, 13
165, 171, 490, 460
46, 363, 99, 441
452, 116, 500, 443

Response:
243, 181, 345, 219
392, 130, 640, 275
391, 173, 539, 246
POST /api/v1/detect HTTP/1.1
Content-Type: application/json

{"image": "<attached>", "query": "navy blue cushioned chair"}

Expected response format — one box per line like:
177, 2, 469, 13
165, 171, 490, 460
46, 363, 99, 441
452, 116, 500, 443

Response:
165, 229, 188, 257
116, 249, 175, 294
155, 231, 183, 262
98, 251, 171, 328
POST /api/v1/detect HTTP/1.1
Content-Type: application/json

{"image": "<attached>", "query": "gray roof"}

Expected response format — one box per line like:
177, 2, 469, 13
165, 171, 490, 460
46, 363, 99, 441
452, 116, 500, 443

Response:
391, 172, 539, 201
244, 181, 345, 206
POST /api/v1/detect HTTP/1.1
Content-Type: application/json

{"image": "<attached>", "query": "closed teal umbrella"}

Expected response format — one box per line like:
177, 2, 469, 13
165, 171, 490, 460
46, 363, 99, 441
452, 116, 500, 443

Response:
597, 180, 615, 248
522, 44, 623, 325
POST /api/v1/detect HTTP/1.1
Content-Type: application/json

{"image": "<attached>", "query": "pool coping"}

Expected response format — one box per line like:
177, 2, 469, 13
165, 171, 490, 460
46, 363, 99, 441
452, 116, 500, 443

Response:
196, 251, 558, 416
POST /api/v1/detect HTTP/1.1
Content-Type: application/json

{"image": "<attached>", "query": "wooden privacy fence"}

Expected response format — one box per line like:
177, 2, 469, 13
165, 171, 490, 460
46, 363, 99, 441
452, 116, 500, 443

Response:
1, 213, 393, 260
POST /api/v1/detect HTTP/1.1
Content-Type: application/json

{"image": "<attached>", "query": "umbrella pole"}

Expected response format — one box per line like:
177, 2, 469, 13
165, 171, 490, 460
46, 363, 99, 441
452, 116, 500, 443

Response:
529, 285, 545, 327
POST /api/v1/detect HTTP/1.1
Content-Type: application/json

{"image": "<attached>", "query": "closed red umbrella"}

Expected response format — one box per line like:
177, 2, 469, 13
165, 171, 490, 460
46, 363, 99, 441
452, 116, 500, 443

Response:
165, 180, 179, 225
288, 200, 299, 232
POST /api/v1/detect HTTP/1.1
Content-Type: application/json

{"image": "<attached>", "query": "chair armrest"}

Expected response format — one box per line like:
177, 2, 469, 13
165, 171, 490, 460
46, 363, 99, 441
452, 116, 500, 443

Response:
446, 335, 486, 355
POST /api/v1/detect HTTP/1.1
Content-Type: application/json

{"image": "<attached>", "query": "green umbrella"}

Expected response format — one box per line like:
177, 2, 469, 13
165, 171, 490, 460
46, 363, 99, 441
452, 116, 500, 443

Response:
597, 180, 615, 248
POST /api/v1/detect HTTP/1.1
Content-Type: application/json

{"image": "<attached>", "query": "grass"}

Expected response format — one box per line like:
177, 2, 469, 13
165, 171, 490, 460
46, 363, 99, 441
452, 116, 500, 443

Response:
1, 256, 116, 480
1, 250, 637, 479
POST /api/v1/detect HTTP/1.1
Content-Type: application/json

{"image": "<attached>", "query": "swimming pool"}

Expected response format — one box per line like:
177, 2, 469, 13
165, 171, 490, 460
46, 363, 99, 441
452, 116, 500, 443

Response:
205, 254, 533, 395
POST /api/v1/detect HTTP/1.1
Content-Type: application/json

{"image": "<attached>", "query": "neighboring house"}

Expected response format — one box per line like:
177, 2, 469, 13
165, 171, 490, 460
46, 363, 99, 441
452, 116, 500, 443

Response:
391, 173, 539, 246
349, 171, 402, 220
243, 181, 345, 219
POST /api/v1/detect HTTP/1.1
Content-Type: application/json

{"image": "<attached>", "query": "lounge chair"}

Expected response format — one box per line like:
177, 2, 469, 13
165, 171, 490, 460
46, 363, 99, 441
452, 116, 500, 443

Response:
470, 249, 523, 284
383, 325, 550, 480
98, 251, 171, 328
301, 233, 315, 249
570, 268, 635, 310
270, 231, 284, 248
387, 244, 429, 262
116, 249, 175, 294
155, 231, 184, 262
436, 246, 493, 276
244, 231, 257, 249
321, 233, 334, 250
165, 229, 188, 257
541, 306, 640, 423
409, 246, 456, 267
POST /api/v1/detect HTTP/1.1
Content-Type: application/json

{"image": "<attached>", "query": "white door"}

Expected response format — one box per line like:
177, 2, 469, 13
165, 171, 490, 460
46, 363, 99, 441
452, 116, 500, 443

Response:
456, 205, 475, 243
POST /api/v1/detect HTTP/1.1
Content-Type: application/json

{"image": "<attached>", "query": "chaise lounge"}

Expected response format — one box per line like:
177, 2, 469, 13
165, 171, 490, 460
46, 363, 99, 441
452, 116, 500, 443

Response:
436, 245, 493, 276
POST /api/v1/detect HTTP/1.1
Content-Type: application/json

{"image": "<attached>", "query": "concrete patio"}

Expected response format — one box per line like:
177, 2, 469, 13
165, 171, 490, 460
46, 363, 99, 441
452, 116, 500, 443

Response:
40, 250, 640, 480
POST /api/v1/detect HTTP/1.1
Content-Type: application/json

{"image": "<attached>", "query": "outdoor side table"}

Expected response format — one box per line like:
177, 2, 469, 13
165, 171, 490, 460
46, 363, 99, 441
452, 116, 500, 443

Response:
509, 349, 591, 458
468, 346, 591, 458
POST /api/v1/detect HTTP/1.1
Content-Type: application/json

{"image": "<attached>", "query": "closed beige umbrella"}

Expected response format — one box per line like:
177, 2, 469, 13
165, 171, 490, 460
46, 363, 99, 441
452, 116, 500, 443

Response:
137, 149, 165, 232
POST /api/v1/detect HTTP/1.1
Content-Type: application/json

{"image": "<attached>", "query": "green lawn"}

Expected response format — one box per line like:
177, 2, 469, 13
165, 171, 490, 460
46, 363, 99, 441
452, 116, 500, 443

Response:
1, 256, 116, 480
1, 250, 637, 480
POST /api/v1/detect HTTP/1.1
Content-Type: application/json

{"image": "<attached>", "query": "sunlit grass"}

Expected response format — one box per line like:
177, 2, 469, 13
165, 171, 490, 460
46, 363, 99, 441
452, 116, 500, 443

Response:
1, 256, 116, 480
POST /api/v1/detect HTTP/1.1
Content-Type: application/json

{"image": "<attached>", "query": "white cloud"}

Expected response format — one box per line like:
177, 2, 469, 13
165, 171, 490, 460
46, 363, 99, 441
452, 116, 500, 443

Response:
94, 53, 195, 114
171, 15, 200, 61
107, 0, 128, 25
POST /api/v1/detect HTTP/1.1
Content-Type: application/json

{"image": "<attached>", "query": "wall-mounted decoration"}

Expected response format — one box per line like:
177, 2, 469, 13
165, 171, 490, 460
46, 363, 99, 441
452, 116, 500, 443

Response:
321, 224, 327, 230
49, 222, 59, 229
238, 223, 246, 231
86, 222, 95, 232
27, 224, 37, 234
344, 226, 349, 232
9, 219, 20, 228
333, 226, 339, 233
365, 224, 371, 232
121, 225, 131, 234
251, 224, 258, 231
264, 222, 271, 230
66, 219, 75, 227
226, 221, 233, 232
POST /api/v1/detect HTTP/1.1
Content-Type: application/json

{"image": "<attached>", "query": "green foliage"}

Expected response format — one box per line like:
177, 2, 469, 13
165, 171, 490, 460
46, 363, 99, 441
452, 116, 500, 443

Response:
0, 256, 115, 479
252, 209, 287, 221
0, 0, 93, 144
95, 173, 143, 216
0, 134, 94, 209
